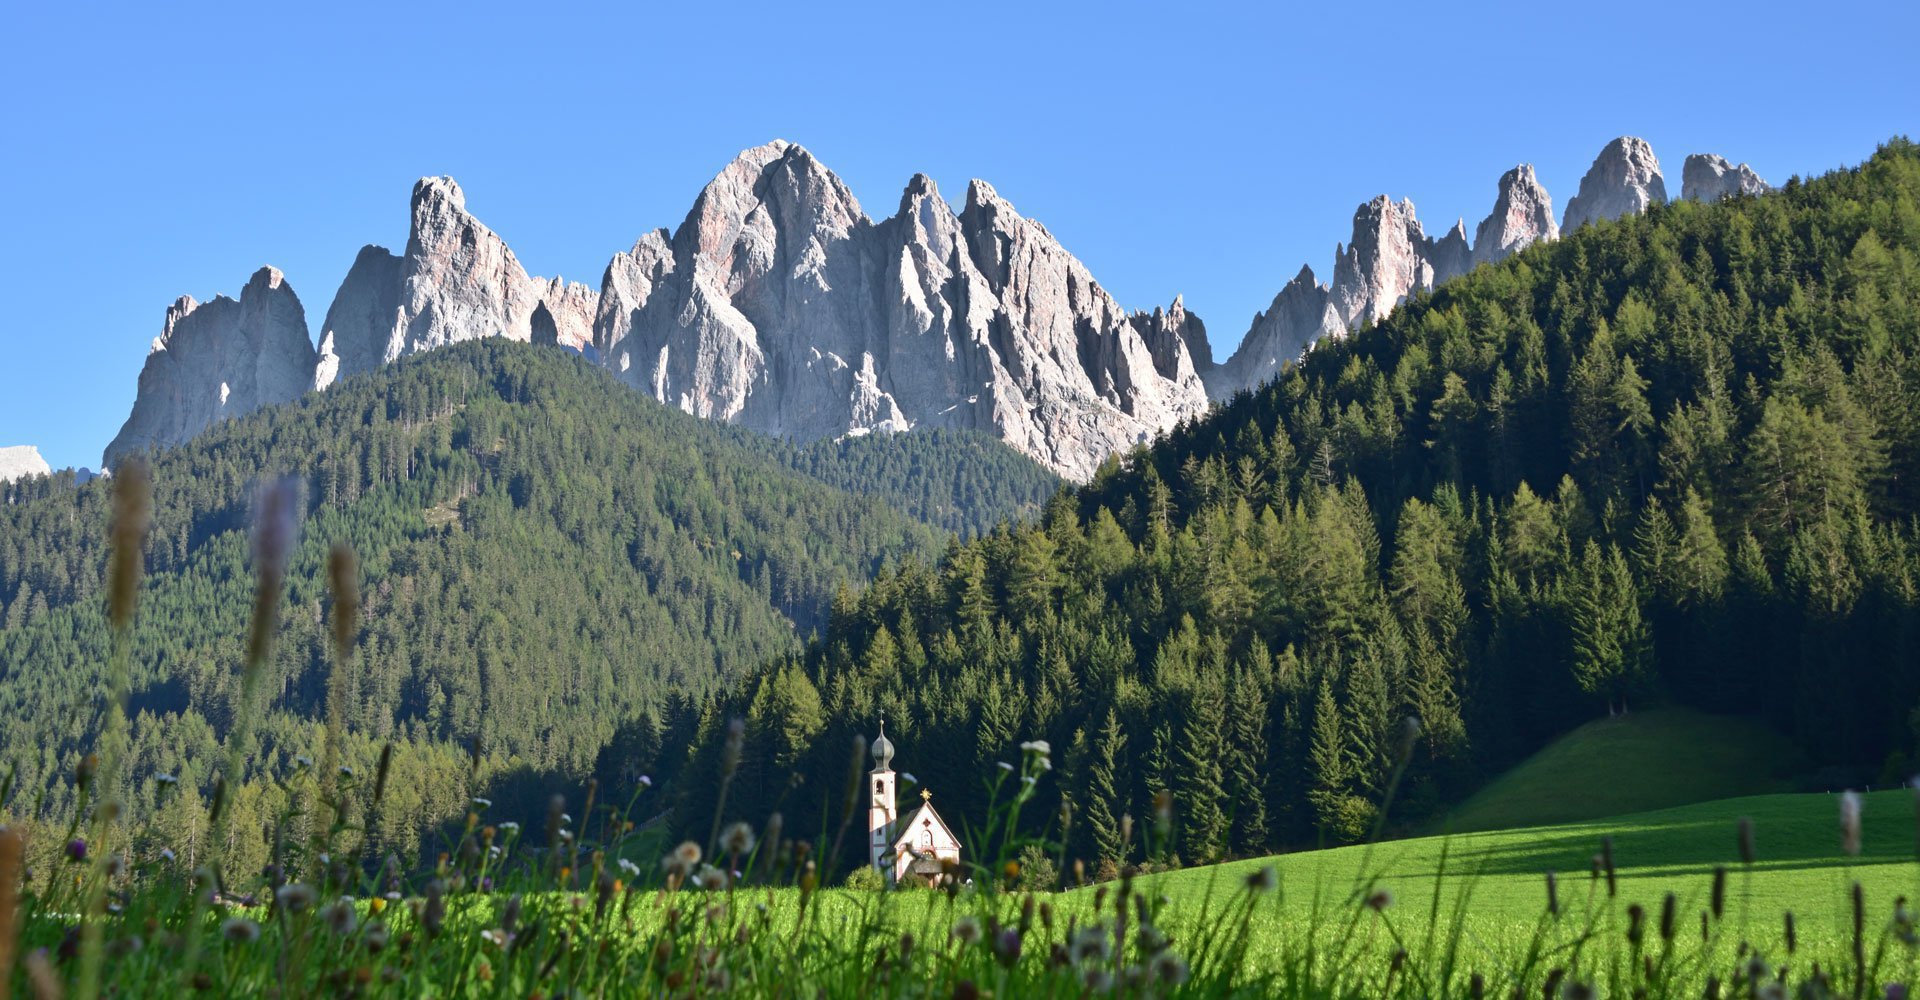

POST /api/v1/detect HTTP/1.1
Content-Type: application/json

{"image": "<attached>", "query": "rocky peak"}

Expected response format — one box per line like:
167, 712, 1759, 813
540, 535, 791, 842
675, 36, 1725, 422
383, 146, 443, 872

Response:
1331, 196, 1435, 329
1130, 294, 1214, 377
1474, 163, 1558, 266
314, 175, 601, 388
1682, 153, 1771, 202
587, 142, 1208, 479
1429, 220, 1473, 285
0, 446, 52, 484
1562, 136, 1667, 232
105, 266, 316, 469
1205, 264, 1338, 398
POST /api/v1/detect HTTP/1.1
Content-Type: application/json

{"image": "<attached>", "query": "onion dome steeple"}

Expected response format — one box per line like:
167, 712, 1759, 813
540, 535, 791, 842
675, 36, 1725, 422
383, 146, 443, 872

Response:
872, 716, 895, 770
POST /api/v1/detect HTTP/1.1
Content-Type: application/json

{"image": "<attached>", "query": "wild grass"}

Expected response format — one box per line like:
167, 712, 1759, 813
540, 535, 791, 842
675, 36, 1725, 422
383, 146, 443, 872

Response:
4, 465, 1920, 997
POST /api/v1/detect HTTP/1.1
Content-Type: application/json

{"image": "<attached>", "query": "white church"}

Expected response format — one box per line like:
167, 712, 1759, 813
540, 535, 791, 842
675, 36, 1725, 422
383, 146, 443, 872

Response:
868, 720, 963, 886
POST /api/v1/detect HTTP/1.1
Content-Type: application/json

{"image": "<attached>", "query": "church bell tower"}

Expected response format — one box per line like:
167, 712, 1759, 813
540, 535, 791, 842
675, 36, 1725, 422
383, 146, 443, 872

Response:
868, 718, 897, 877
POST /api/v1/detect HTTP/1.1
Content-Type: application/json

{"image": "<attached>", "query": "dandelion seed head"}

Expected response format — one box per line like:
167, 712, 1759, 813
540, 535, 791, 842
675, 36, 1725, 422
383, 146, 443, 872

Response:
720, 821, 756, 857
275, 883, 317, 913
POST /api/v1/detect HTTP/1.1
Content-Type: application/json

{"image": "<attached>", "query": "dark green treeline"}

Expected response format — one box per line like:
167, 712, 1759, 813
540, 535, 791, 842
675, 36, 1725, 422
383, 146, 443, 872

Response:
0, 341, 1057, 877
659, 139, 1920, 874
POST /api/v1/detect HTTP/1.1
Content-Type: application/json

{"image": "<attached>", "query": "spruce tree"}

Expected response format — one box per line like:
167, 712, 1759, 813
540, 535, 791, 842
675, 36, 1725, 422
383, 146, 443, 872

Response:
1176, 674, 1230, 864
1084, 707, 1129, 868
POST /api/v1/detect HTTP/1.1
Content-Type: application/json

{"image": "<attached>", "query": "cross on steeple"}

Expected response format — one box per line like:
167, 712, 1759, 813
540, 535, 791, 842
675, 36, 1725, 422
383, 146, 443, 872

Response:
920, 788, 932, 802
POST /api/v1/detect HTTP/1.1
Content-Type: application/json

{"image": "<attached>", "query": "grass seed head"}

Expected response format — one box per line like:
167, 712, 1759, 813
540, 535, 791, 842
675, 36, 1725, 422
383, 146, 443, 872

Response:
106, 457, 151, 631
327, 544, 359, 659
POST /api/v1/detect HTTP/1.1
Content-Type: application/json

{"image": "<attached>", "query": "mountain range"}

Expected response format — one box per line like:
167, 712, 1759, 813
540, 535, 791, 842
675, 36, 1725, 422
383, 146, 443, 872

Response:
89, 138, 1772, 479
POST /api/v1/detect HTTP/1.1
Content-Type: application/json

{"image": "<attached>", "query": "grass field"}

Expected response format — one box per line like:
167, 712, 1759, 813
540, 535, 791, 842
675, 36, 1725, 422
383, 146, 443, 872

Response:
1438, 707, 1810, 834
11, 768, 1916, 996
1127, 786, 1917, 931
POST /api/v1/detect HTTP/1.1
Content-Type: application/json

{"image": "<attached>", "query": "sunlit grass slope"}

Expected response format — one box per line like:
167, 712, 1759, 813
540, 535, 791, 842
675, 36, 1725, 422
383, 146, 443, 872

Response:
1440, 708, 1809, 834
1130, 788, 1920, 940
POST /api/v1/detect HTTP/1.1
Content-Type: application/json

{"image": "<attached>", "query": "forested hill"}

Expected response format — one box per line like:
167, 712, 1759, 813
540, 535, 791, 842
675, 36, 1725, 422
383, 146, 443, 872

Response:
0, 339, 1057, 874
665, 139, 1920, 874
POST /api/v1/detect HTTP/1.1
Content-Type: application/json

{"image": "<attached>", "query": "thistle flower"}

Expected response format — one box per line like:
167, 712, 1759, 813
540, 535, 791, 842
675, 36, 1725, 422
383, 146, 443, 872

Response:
275, 883, 317, 913
221, 918, 261, 944
363, 923, 389, 953
1366, 889, 1393, 911
1842, 790, 1863, 856
993, 928, 1022, 966
950, 916, 983, 946
66, 839, 86, 863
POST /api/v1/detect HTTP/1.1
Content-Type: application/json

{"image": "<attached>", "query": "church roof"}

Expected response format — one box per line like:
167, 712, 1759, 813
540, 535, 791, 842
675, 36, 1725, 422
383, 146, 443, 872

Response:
891, 793, 961, 853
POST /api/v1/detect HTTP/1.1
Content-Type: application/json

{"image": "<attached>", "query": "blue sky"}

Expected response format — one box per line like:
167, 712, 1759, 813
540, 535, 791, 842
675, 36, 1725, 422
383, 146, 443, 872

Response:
3, 1, 1915, 470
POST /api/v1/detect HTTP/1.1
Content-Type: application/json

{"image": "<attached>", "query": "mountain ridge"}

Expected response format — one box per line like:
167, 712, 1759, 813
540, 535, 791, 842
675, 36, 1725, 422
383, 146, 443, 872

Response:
102, 136, 1768, 477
